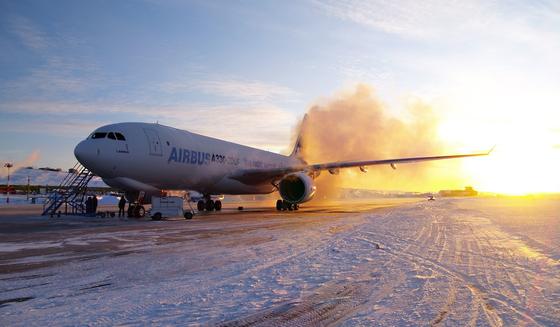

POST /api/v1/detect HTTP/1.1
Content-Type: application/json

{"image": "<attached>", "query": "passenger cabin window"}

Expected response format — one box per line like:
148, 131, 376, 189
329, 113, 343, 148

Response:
108, 132, 116, 140
91, 132, 107, 139
115, 133, 126, 141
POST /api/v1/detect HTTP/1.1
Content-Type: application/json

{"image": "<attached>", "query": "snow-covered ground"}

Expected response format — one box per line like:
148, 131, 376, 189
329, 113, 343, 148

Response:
0, 194, 120, 206
0, 167, 108, 187
0, 198, 558, 326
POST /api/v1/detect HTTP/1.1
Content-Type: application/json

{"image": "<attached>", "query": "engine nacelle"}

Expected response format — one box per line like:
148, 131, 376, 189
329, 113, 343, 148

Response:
278, 172, 316, 203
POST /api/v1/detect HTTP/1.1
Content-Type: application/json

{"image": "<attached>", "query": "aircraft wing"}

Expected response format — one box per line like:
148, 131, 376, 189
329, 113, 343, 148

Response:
229, 149, 492, 185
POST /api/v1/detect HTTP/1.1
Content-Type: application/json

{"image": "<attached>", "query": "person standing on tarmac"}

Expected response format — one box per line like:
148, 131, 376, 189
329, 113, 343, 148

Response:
92, 195, 98, 214
85, 196, 92, 214
118, 196, 126, 217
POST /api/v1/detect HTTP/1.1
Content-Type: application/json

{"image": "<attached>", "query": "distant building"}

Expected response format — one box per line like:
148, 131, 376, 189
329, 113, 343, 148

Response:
39, 167, 62, 172
439, 186, 478, 197
0, 186, 16, 194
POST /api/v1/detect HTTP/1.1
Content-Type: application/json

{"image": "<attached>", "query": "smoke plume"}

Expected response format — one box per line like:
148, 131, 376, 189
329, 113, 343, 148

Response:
0, 150, 41, 177
297, 84, 464, 199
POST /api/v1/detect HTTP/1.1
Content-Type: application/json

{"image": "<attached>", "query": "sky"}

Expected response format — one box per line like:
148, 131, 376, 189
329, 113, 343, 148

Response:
1, 0, 559, 193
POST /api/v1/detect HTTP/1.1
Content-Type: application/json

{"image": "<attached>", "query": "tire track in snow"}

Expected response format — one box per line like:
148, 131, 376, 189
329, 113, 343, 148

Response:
102, 213, 378, 325
361, 215, 543, 326
219, 235, 408, 326
215, 206, 431, 326
364, 201, 551, 326
467, 223, 559, 325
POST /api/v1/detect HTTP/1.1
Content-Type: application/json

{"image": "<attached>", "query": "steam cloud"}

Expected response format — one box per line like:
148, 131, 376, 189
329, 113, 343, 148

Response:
297, 84, 464, 199
0, 150, 41, 178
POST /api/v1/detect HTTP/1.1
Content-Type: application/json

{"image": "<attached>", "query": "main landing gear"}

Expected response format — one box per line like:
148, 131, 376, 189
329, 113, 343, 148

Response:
197, 198, 222, 212
127, 202, 146, 218
276, 199, 299, 211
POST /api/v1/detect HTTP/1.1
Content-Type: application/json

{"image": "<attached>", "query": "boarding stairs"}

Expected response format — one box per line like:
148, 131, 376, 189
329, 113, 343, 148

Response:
41, 163, 94, 216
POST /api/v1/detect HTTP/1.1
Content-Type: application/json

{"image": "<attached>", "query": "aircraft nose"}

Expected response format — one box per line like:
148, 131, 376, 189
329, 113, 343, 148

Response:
74, 140, 93, 168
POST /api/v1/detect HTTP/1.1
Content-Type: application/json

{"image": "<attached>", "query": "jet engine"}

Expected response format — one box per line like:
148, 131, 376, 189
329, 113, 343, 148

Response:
278, 172, 316, 203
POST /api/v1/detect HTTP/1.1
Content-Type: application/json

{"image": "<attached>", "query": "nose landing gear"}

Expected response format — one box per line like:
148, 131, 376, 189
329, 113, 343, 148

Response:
276, 199, 299, 211
127, 202, 146, 218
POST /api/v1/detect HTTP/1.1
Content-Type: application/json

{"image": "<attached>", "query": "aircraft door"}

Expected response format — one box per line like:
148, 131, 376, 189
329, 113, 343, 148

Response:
143, 128, 163, 156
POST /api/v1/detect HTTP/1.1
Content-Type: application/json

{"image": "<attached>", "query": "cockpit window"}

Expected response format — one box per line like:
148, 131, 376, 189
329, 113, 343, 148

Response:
108, 132, 116, 140
115, 133, 126, 141
91, 132, 107, 139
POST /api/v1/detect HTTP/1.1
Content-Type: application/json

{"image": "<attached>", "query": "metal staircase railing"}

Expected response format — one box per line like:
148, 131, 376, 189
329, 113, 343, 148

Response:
41, 162, 94, 216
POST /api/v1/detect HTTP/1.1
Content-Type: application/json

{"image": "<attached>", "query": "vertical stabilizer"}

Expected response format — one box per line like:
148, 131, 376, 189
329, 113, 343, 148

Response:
290, 114, 308, 159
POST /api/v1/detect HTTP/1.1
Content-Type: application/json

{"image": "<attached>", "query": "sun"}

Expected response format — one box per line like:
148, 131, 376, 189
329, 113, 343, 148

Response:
430, 71, 560, 196
439, 121, 560, 195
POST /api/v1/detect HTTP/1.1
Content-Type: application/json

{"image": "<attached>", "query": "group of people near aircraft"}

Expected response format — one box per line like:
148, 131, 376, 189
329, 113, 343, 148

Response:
85, 195, 98, 215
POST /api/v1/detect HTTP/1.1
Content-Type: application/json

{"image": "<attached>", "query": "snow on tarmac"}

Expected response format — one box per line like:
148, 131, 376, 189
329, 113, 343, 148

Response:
0, 198, 559, 326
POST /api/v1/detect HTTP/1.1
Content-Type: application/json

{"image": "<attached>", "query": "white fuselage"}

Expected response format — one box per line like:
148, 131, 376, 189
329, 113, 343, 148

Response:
74, 122, 302, 195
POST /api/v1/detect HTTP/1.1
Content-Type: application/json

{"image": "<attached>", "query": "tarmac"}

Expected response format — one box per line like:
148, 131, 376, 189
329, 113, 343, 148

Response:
1, 197, 558, 326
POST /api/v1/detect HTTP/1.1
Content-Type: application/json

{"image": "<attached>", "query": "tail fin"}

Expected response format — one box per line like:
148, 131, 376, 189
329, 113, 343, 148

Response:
290, 114, 307, 159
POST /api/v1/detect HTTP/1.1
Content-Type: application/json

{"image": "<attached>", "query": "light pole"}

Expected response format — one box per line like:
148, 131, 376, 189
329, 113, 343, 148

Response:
4, 163, 13, 204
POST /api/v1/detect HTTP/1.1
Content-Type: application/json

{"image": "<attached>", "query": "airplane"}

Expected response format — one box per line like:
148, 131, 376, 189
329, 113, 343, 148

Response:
73, 117, 491, 218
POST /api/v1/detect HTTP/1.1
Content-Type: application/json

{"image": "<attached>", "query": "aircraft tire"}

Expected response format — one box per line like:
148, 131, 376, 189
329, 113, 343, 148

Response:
135, 206, 145, 218
276, 199, 283, 211
294, 204, 299, 210
152, 212, 162, 221
214, 200, 222, 211
206, 200, 215, 211
282, 200, 290, 211
197, 200, 205, 211
184, 211, 193, 220
132, 206, 139, 217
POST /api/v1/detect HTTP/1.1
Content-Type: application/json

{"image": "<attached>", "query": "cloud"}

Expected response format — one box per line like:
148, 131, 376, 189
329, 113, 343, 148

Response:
0, 100, 119, 115
314, 0, 560, 44
161, 77, 299, 102
9, 15, 49, 50
0, 117, 104, 137
315, 0, 461, 38
0, 99, 287, 119
178, 104, 296, 151
2, 15, 106, 99
1, 56, 101, 98
0, 100, 297, 152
